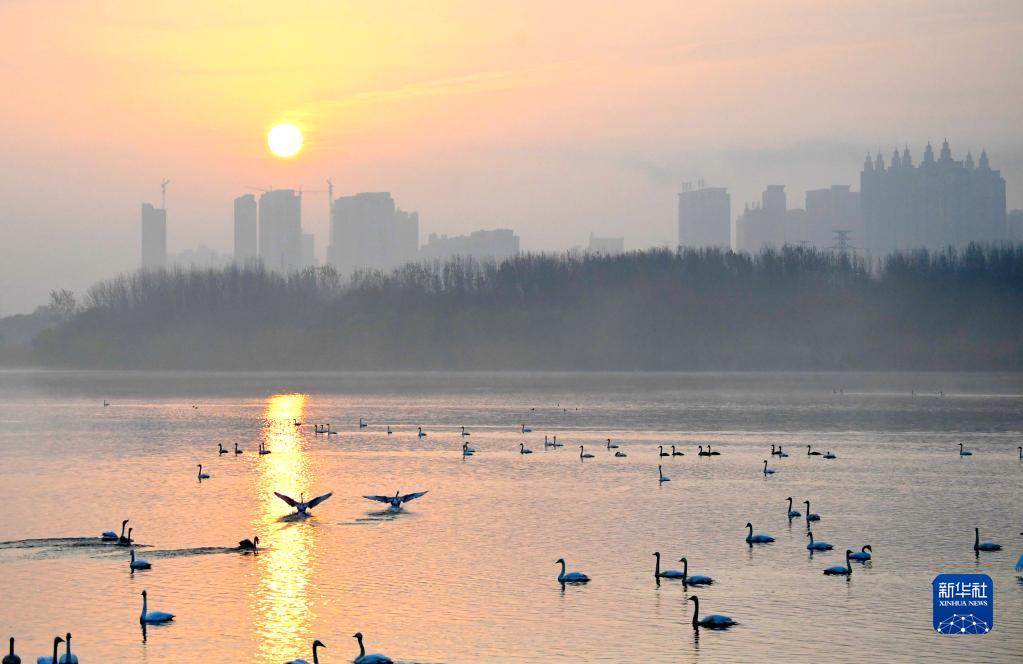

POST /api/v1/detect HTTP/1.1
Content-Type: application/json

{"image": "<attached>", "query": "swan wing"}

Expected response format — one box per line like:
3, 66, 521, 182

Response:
306, 492, 333, 508
1015, 554, 1023, 572
401, 490, 428, 503
363, 494, 393, 503
274, 492, 298, 507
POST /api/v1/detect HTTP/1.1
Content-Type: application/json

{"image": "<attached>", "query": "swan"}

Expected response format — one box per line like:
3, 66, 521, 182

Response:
823, 451, 837, 459
4, 637, 19, 664
777, 446, 789, 457
130, 548, 151, 570
807, 445, 822, 456
238, 536, 259, 552
102, 519, 129, 542
294, 419, 302, 427
958, 442, 973, 456
658, 465, 670, 482
615, 450, 627, 457
363, 490, 428, 512
671, 445, 684, 457
823, 550, 853, 575
974, 527, 1002, 551
786, 497, 801, 518
556, 558, 590, 583
352, 633, 392, 664
551, 435, 563, 447
218, 443, 228, 455
462, 442, 474, 456
521, 424, 532, 433
461, 426, 470, 436
417, 427, 426, 438
687, 595, 735, 629
35, 636, 62, 664
806, 531, 833, 551
286, 639, 325, 664
139, 590, 174, 623
234, 443, 243, 455
679, 557, 713, 585
117, 528, 134, 547
103, 400, 109, 407
745, 522, 774, 544
697, 445, 711, 457
197, 464, 210, 479
519, 443, 533, 454
360, 418, 368, 428
763, 460, 776, 475
658, 446, 669, 458
1018, 446, 1022, 459
770, 444, 779, 456
849, 545, 872, 561
804, 500, 820, 521
652, 552, 685, 579
1015, 553, 1023, 573
274, 491, 333, 515
606, 438, 619, 449
57, 633, 76, 664
259, 442, 271, 455
386, 425, 392, 435
707, 445, 720, 456
580, 445, 595, 459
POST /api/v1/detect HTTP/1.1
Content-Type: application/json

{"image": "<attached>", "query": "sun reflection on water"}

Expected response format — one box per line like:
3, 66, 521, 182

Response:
253, 393, 320, 663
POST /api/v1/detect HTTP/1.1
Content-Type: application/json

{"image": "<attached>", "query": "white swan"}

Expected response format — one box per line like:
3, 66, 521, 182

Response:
274, 491, 333, 515
697, 445, 711, 457
521, 424, 532, 433
234, 442, 243, 455
579, 445, 595, 459
462, 442, 474, 456
286, 639, 325, 664
360, 418, 368, 428
130, 548, 151, 570
102, 519, 129, 542
804, 500, 820, 521
197, 464, 210, 480
658, 465, 670, 482
658, 445, 669, 458
36, 636, 63, 664
745, 522, 774, 544
823, 451, 837, 459
688, 595, 735, 629
777, 446, 789, 457
849, 545, 872, 561
238, 536, 259, 552
679, 557, 713, 585
974, 527, 1001, 551
958, 442, 973, 456
556, 558, 590, 583
258, 442, 271, 455
57, 633, 76, 664
417, 427, 427, 438
653, 551, 684, 578
671, 445, 684, 457
551, 435, 563, 447
707, 445, 720, 456
786, 497, 801, 518
763, 460, 776, 475
807, 445, 822, 456
139, 590, 174, 623
352, 633, 392, 664
217, 443, 228, 455
606, 438, 619, 449
363, 490, 428, 512
823, 550, 853, 576
386, 425, 392, 435
615, 450, 627, 457
461, 426, 470, 436
806, 530, 833, 551
519, 443, 533, 454
117, 527, 134, 547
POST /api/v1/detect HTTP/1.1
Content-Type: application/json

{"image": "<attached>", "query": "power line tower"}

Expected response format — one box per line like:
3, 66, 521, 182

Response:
828, 229, 858, 255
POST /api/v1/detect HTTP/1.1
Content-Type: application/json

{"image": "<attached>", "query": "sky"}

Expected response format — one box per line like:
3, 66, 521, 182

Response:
1, 0, 1022, 314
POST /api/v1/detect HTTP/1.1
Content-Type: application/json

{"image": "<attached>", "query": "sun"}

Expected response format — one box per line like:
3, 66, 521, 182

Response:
267, 123, 302, 158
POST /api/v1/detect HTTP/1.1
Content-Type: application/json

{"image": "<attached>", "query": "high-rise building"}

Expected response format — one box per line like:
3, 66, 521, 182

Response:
587, 232, 624, 254
258, 189, 302, 272
301, 233, 316, 269
804, 185, 862, 249
140, 202, 167, 269
420, 229, 520, 261
327, 192, 418, 275
1008, 209, 1023, 243
233, 194, 258, 264
678, 185, 731, 249
735, 186, 806, 252
861, 141, 1006, 255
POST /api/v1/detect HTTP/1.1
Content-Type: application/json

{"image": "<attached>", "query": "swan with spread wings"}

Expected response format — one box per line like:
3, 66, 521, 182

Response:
362, 490, 429, 512
274, 491, 334, 515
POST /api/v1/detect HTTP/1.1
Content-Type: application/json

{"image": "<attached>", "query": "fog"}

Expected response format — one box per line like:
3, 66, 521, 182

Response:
2, 1, 1022, 315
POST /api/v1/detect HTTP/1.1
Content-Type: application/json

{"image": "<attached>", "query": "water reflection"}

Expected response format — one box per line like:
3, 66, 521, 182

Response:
252, 394, 320, 663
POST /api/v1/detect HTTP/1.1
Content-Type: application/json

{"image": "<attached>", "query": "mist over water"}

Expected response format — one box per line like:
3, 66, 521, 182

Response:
1, 370, 1020, 662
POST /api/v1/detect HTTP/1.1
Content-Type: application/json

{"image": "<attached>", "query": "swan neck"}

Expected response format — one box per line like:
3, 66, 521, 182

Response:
691, 596, 699, 626
654, 553, 660, 576
357, 635, 365, 658
682, 558, 688, 578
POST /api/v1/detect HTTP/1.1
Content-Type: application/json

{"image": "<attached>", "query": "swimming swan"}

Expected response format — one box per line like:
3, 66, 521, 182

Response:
417, 427, 427, 438
519, 443, 533, 454
687, 595, 735, 629
234, 443, 243, 455
697, 446, 711, 457
102, 519, 129, 542
974, 527, 1001, 551
822, 451, 837, 459
659, 446, 669, 457
804, 500, 820, 521
806, 531, 833, 551
658, 465, 670, 482
671, 445, 684, 456
959, 442, 973, 456
363, 490, 428, 512
197, 465, 210, 479
763, 460, 776, 475
606, 438, 619, 449
745, 522, 774, 544
807, 445, 822, 456
849, 545, 872, 561
679, 557, 713, 585
139, 590, 174, 623
580, 446, 595, 459
352, 633, 392, 664
556, 558, 590, 583
462, 442, 475, 456
238, 536, 259, 552
461, 426, 470, 436
35, 636, 62, 664
57, 633, 76, 664
218, 443, 228, 455
786, 497, 801, 518
653, 552, 684, 579
130, 548, 151, 570
521, 424, 532, 433
274, 491, 333, 515
823, 550, 853, 576
286, 639, 325, 664
615, 450, 627, 457
259, 442, 271, 455
4, 637, 19, 664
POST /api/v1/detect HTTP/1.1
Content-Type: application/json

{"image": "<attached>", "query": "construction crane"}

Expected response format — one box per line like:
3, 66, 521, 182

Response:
160, 180, 170, 210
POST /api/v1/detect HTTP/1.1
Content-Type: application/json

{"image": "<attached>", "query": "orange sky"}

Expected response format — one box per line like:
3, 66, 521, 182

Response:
1, 1, 1022, 313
